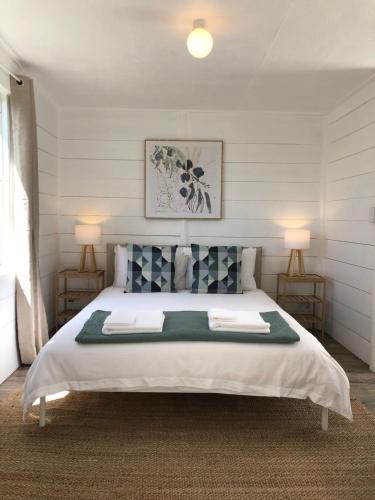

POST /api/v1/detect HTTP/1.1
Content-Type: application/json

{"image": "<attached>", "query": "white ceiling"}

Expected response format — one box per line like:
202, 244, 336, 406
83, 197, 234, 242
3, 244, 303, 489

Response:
0, 0, 375, 112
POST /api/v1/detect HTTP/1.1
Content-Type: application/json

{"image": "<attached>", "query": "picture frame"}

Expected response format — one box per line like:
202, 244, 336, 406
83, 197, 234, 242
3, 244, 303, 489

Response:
144, 139, 223, 219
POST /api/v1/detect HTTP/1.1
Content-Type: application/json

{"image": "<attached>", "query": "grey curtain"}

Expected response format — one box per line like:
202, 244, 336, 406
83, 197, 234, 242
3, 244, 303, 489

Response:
10, 76, 48, 364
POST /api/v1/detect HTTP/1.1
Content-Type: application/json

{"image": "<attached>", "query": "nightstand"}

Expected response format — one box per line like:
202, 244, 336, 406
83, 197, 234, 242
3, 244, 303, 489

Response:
276, 273, 326, 340
55, 269, 105, 329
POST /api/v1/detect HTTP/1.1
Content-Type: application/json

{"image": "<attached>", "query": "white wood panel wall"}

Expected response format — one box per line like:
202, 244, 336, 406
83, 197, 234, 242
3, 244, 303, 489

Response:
59, 108, 322, 296
35, 88, 59, 331
322, 79, 375, 365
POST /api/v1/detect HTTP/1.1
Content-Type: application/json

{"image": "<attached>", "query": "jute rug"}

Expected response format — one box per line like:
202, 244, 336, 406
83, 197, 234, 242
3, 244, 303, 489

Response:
0, 392, 374, 500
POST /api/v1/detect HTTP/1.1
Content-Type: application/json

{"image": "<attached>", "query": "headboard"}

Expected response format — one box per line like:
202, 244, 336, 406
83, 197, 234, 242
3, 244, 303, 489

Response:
106, 244, 262, 289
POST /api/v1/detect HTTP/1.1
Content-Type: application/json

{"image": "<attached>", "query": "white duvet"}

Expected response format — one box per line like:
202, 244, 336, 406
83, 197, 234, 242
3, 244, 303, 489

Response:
22, 287, 352, 420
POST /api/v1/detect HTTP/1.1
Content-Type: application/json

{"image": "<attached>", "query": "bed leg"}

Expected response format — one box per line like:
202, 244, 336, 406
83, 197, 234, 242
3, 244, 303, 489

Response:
321, 407, 328, 431
39, 396, 46, 428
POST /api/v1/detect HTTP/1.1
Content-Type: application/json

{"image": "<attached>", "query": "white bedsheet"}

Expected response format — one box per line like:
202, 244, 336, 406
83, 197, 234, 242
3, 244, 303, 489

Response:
22, 287, 352, 420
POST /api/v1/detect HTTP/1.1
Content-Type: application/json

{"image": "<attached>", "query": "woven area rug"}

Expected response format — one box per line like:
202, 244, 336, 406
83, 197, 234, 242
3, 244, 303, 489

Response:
1, 392, 375, 500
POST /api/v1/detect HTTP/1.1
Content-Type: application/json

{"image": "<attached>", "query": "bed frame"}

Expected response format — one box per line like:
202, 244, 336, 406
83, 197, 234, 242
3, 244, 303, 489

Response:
38, 397, 328, 430
39, 243, 329, 430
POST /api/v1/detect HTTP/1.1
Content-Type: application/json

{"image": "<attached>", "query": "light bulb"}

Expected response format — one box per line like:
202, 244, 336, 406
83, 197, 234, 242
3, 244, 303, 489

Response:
187, 20, 213, 59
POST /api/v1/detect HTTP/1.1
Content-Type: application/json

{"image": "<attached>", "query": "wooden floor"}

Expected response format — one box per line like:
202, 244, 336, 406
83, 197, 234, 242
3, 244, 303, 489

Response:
1, 337, 375, 415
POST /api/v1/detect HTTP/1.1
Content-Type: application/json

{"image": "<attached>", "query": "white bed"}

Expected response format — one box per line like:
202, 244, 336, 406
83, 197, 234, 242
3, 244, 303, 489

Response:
22, 286, 352, 429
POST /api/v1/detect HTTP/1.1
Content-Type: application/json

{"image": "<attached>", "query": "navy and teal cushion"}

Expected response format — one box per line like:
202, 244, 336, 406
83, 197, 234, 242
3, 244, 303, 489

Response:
191, 244, 243, 294
126, 244, 177, 293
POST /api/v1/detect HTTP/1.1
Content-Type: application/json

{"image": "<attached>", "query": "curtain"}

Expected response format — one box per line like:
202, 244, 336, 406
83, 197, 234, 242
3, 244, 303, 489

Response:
10, 76, 48, 364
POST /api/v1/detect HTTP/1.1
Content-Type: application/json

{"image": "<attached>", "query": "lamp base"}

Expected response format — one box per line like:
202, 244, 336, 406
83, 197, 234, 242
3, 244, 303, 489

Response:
79, 244, 97, 272
286, 249, 306, 277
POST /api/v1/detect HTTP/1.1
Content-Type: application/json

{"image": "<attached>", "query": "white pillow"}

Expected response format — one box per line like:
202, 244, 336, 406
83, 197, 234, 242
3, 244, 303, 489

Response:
177, 246, 193, 289
113, 244, 128, 288
241, 247, 257, 291
174, 254, 189, 290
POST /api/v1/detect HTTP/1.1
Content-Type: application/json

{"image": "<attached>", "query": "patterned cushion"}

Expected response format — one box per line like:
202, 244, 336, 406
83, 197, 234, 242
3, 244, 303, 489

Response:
191, 244, 243, 294
126, 244, 177, 293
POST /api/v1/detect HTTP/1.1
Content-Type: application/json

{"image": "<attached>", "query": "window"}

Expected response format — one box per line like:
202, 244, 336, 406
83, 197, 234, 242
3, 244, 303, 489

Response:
0, 93, 10, 273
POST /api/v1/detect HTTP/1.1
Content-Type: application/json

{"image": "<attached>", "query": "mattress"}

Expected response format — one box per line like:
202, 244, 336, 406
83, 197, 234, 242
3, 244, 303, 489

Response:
22, 287, 352, 420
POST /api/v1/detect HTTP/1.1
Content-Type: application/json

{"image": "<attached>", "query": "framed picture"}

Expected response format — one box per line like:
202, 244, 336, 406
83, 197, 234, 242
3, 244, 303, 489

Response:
145, 139, 223, 219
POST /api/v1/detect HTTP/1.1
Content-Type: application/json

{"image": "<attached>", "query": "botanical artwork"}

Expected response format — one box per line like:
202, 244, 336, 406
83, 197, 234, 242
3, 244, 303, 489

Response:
145, 140, 222, 219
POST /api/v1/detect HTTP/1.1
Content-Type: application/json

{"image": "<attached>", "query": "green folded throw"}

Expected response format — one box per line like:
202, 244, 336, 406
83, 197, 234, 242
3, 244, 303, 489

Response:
75, 310, 300, 344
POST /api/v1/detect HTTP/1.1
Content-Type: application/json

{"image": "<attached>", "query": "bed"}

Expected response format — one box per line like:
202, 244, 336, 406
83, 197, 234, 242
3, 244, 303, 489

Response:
22, 245, 352, 430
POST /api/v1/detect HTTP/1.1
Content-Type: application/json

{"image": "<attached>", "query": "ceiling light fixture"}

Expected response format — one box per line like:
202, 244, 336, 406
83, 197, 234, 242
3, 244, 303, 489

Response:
187, 19, 213, 59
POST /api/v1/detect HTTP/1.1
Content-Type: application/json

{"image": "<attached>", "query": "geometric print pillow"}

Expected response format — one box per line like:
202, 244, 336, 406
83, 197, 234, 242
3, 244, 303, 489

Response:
126, 244, 177, 293
191, 244, 243, 294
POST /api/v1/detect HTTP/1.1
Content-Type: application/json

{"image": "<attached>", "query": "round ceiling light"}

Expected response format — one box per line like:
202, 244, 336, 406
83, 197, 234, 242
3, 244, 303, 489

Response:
187, 19, 213, 59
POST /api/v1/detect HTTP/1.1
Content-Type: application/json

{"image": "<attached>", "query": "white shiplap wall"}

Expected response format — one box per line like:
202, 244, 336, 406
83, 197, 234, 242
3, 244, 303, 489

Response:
59, 108, 322, 296
322, 79, 375, 365
35, 88, 59, 331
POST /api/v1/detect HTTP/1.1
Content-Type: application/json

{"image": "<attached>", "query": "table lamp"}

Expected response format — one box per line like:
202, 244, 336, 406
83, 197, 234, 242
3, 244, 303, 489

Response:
284, 229, 310, 276
75, 225, 101, 272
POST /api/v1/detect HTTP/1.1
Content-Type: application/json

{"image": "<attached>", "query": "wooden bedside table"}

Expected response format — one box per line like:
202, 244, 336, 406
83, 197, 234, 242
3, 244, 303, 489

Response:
276, 273, 326, 340
55, 269, 105, 329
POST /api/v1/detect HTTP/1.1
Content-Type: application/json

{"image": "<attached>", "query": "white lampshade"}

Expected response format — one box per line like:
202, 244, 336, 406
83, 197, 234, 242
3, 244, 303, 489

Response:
187, 19, 213, 58
75, 225, 101, 245
284, 229, 310, 250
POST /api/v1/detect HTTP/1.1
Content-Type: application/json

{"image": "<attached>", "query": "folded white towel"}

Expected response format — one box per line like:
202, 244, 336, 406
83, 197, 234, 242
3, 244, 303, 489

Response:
102, 311, 165, 335
102, 326, 163, 335
209, 318, 270, 334
208, 310, 269, 329
208, 308, 237, 322
104, 309, 136, 327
